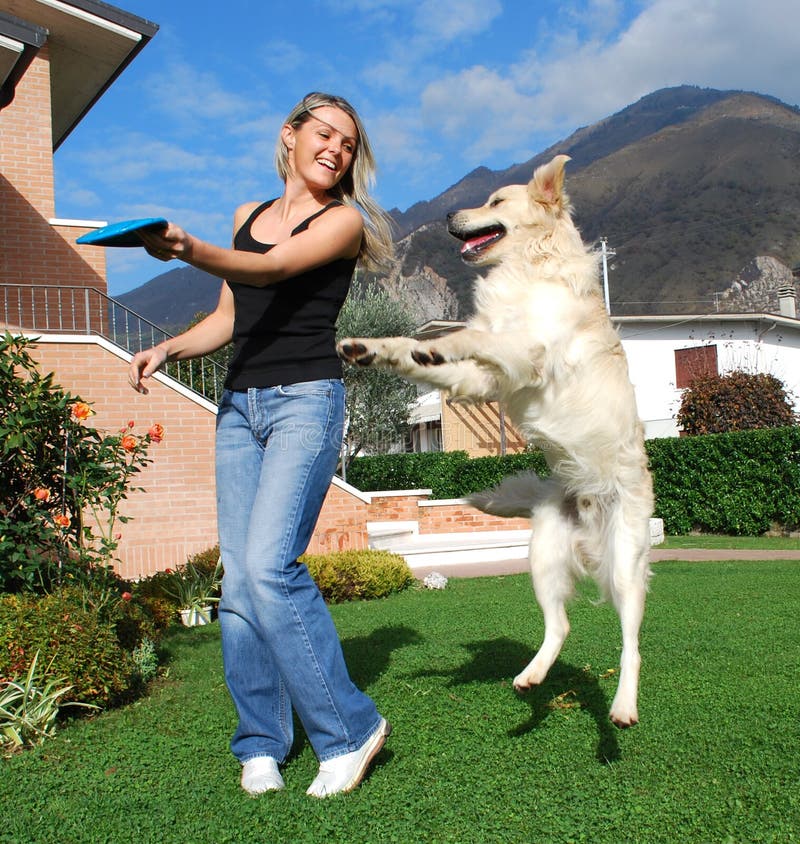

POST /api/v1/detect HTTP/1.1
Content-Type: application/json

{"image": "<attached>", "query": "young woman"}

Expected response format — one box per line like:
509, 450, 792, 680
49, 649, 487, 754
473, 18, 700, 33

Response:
129, 92, 394, 798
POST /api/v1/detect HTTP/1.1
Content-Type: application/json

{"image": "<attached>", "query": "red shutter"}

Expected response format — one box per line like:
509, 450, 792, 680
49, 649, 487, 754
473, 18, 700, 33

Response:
675, 345, 718, 388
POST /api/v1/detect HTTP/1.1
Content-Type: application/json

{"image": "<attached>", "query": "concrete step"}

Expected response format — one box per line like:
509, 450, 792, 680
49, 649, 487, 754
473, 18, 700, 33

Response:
368, 518, 665, 572
369, 526, 531, 570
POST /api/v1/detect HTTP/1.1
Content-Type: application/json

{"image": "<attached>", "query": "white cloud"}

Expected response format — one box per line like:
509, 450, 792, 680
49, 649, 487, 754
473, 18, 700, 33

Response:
411, 0, 502, 43
369, 110, 441, 187
259, 40, 309, 75
74, 135, 214, 185
420, 67, 540, 162
144, 61, 252, 125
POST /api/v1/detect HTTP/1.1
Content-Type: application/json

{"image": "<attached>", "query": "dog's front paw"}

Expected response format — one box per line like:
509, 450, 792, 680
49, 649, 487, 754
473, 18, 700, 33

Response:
337, 339, 377, 367
411, 346, 446, 366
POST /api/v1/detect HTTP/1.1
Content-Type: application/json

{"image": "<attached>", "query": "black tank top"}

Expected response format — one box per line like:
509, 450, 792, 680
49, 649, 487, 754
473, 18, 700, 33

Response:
224, 199, 357, 390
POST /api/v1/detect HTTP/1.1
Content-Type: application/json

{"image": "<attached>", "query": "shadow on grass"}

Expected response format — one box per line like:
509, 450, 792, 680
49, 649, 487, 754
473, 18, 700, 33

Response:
417, 636, 620, 764
342, 624, 423, 688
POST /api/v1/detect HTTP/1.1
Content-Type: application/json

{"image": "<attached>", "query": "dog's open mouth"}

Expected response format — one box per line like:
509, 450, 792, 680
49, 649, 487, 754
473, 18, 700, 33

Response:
454, 225, 506, 262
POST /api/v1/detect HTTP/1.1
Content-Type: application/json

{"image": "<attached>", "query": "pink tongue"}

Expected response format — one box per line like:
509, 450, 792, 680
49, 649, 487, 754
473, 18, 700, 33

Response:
462, 233, 496, 253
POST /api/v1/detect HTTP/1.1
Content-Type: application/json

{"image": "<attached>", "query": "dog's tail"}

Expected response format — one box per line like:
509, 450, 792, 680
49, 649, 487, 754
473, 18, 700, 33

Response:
468, 472, 561, 518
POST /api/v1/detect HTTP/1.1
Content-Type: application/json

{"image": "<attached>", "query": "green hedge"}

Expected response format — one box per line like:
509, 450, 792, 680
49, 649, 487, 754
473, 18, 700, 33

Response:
347, 426, 800, 536
346, 450, 548, 499
646, 426, 800, 535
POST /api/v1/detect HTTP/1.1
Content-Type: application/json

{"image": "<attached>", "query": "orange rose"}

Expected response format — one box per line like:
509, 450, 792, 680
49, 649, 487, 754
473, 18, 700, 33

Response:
120, 434, 137, 453
148, 423, 164, 443
71, 402, 93, 421
33, 487, 51, 501
54, 514, 70, 528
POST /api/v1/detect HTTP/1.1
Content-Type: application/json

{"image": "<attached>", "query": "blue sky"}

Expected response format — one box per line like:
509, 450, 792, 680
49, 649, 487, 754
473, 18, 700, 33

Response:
54, 0, 800, 295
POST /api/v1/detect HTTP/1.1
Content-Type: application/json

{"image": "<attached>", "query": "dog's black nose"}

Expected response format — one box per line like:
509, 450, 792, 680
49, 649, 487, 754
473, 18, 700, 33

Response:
446, 211, 456, 221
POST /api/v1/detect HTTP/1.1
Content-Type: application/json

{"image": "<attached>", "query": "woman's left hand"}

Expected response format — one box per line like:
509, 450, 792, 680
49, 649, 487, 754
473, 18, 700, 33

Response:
139, 223, 193, 262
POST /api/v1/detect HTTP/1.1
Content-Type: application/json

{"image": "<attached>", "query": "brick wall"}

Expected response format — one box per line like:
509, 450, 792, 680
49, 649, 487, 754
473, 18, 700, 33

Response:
418, 500, 530, 533
306, 481, 530, 556
0, 46, 107, 300
27, 336, 219, 580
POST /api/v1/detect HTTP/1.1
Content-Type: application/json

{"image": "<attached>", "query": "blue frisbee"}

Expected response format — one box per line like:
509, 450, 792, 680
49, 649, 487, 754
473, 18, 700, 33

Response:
76, 217, 168, 247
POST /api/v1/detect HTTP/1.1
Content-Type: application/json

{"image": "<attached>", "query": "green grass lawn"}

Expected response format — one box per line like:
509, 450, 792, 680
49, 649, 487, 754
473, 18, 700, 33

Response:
2, 560, 799, 843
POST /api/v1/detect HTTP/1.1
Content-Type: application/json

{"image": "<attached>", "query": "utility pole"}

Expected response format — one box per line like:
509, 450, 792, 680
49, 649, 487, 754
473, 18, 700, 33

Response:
600, 238, 615, 314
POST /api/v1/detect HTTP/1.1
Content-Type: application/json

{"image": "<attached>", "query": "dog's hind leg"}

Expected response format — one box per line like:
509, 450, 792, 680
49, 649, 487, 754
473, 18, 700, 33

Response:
514, 495, 577, 691
605, 516, 650, 728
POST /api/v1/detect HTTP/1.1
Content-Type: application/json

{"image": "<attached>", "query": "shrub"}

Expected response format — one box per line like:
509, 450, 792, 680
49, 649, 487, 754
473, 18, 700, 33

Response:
677, 370, 796, 435
0, 333, 163, 593
346, 450, 548, 499
0, 589, 137, 707
449, 452, 549, 498
301, 550, 414, 603
348, 427, 800, 537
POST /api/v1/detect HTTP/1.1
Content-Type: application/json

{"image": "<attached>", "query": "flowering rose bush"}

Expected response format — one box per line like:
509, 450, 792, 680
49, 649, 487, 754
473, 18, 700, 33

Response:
0, 333, 163, 593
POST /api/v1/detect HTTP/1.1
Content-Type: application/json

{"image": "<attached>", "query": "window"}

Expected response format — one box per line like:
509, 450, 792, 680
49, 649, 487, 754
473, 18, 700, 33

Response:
674, 345, 718, 388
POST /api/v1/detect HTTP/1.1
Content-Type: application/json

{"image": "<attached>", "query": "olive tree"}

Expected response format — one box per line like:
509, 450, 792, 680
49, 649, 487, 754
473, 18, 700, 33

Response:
336, 281, 418, 472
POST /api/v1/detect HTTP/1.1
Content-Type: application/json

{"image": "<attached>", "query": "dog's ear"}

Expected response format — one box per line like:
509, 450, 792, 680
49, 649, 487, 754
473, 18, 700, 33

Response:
529, 154, 571, 213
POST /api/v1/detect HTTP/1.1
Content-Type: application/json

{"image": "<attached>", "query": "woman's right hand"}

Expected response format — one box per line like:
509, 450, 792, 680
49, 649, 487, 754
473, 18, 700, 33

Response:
129, 346, 168, 394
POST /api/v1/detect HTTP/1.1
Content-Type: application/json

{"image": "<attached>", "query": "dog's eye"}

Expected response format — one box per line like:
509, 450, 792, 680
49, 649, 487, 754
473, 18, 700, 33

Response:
490, 197, 504, 207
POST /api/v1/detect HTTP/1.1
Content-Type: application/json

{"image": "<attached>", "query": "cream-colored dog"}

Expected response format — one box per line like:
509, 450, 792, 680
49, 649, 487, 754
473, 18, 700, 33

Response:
338, 155, 653, 727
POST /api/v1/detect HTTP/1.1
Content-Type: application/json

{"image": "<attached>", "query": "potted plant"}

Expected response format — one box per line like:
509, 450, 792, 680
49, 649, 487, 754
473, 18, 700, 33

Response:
166, 558, 223, 627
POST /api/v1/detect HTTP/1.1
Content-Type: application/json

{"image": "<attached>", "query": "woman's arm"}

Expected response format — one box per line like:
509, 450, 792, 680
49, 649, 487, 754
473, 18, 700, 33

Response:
139, 204, 363, 288
128, 282, 235, 394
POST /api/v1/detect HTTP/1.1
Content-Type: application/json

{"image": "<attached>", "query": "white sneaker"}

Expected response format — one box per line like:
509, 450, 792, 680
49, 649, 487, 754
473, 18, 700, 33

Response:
241, 756, 284, 795
306, 718, 391, 798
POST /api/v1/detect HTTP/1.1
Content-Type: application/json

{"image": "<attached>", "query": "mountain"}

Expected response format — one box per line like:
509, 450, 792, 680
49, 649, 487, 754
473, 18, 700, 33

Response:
389, 86, 735, 238
117, 265, 222, 332
118, 86, 800, 328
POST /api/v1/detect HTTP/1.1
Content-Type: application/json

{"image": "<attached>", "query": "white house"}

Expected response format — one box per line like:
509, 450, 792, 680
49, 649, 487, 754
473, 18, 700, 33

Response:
617, 312, 800, 438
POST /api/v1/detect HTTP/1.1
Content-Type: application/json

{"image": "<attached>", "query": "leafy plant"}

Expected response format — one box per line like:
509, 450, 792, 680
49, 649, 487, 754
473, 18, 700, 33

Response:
163, 558, 223, 611
130, 638, 159, 686
0, 651, 96, 753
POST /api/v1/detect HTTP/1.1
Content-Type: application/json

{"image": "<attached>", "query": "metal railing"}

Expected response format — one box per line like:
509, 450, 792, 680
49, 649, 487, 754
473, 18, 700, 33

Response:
1, 283, 227, 404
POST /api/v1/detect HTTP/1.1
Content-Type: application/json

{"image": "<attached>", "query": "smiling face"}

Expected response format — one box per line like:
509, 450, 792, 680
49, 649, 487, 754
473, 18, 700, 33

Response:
282, 105, 358, 193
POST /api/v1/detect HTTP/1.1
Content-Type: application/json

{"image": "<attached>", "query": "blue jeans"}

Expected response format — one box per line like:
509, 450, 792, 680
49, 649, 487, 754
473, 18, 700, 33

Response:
215, 381, 381, 763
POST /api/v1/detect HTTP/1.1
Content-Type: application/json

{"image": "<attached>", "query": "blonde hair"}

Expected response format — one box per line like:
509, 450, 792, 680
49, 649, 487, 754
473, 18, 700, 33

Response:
275, 92, 394, 270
